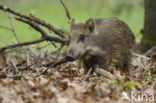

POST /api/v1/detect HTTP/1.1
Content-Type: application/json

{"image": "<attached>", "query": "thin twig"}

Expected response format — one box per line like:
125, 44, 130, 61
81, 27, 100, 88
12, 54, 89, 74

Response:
27, 53, 30, 66
36, 57, 68, 77
95, 0, 104, 17
11, 61, 19, 73
54, 44, 64, 61
51, 45, 64, 55
51, 41, 57, 48
0, 38, 46, 52
134, 53, 151, 60
7, 74, 23, 79
81, 68, 93, 82
9, 13, 20, 43
145, 45, 156, 56
60, 0, 71, 20
0, 25, 13, 31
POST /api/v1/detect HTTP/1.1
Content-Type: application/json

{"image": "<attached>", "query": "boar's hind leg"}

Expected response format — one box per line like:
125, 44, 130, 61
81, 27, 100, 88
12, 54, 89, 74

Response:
120, 55, 132, 73
121, 59, 130, 73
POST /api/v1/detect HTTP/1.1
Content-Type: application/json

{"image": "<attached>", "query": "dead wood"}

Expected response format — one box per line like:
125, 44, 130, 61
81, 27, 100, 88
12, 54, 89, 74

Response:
0, 5, 66, 38
0, 2, 72, 75
134, 53, 151, 60
145, 45, 156, 56
16, 17, 69, 44
0, 5, 70, 52
37, 57, 68, 76
0, 38, 46, 52
96, 69, 118, 80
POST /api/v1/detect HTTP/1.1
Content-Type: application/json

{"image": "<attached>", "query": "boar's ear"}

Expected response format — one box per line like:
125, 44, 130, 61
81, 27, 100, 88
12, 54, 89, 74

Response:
70, 18, 75, 29
85, 19, 95, 32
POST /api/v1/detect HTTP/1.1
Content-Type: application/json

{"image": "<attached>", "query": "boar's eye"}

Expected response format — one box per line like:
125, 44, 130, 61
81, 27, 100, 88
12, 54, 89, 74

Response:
78, 34, 86, 43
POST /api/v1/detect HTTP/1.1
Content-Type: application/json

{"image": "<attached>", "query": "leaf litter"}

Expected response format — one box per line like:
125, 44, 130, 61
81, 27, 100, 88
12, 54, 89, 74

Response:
0, 48, 155, 103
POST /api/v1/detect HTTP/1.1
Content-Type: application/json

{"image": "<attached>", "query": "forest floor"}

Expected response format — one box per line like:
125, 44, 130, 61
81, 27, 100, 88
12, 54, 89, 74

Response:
0, 1, 154, 103
0, 48, 155, 103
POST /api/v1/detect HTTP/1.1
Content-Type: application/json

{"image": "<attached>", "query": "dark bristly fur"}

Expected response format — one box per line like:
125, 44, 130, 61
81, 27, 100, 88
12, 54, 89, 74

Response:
67, 18, 136, 73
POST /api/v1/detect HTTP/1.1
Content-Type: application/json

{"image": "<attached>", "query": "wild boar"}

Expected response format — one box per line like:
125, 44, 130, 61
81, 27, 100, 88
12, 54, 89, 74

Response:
66, 18, 136, 73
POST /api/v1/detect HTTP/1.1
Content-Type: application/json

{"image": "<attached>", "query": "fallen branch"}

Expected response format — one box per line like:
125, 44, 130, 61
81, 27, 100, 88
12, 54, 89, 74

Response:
145, 45, 156, 56
0, 5, 66, 38
0, 2, 72, 71
134, 53, 151, 60
0, 17, 69, 52
96, 69, 118, 80
16, 17, 69, 43
37, 57, 68, 76
0, 38, 45, 52
6, 73, 23, 79
0, 4, 70, 52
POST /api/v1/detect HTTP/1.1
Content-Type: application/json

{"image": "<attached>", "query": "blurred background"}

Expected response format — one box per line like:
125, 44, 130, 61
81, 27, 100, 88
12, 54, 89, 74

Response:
0, 0, 144, 47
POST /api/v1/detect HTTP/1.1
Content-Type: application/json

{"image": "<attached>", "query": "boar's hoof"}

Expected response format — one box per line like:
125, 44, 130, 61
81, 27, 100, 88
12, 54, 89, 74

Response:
66, 55, 75, 61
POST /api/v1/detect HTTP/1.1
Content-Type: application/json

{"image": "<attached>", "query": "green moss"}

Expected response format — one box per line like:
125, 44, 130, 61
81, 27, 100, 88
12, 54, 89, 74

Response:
122, 81, 135, 88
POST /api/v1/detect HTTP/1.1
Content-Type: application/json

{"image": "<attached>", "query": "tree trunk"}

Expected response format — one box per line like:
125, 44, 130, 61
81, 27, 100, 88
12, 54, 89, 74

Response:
141, 0, 156, 53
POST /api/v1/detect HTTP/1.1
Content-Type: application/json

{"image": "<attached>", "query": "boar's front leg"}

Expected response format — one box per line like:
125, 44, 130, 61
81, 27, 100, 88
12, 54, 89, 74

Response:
82, 52, 109, 73
82, 56, 95, 73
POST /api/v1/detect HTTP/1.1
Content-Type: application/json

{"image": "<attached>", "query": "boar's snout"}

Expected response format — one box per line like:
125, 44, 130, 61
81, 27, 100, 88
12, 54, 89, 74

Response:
66, 49, 75, 61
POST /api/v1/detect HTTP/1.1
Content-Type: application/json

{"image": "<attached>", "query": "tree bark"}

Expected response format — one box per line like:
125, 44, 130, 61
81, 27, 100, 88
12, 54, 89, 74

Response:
141, 0, 156, 53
